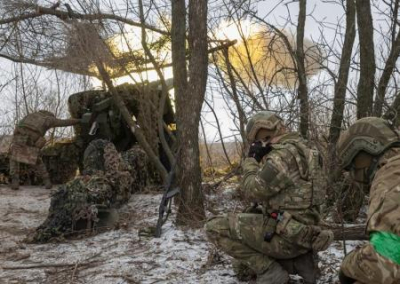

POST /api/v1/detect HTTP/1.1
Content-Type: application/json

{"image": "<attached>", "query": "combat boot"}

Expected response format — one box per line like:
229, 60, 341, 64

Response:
232, 260, 257, 281
256, 262, 289, 284
11, 177, 19, 190
278, 252, 319, 284
293, 252, 319, 283
44, 178, 52, 189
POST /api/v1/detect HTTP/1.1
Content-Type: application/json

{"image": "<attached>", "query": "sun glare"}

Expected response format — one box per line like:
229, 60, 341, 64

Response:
91, 66, 174, 88
215, 19, 259, 42
91, 24, 173, 88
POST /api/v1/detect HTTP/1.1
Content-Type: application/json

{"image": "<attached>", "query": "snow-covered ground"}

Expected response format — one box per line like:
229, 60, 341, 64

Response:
0, 184, 365, 284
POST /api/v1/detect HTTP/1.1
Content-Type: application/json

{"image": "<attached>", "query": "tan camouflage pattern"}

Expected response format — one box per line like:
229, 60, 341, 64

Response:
340, 150, 400, 283
121, 145, 149, 192
341, 244, 400, 284
367, 153, 400, 234
246, 111, 284, 143
205, 213, 310, 274
241, 133, 324, 225
205, 132, 331, 279
0, 136, 12, 156
9, 112, 80, 185
102, 142, 134, 206
17, 111, 80, 137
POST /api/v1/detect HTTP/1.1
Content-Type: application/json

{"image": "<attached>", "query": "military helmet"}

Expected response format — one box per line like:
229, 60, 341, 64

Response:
337, 117, 400, 170
246, 111, 284, 142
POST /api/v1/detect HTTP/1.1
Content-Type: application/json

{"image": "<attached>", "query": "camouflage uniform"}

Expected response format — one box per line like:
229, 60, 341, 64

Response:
205, 130, 332, 283
337, 117, 400, 284
32, 140, 133, 243
9, 111, 80, 189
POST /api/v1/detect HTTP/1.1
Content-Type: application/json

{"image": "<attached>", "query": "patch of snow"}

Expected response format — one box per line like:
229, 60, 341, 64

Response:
0, 185, 365, 284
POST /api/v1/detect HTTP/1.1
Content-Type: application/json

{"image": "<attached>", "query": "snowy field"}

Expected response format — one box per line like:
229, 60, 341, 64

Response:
0, 184, 364, 284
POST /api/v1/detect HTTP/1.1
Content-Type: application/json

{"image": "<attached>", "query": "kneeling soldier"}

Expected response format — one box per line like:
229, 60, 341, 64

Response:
337, 117, 400, 284
205, 111, 333, 284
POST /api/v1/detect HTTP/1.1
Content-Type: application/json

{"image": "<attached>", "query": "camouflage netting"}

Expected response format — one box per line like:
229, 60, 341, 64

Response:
121, 145, 148, 192
41, 141, 81, 184
31, 139, 150, 243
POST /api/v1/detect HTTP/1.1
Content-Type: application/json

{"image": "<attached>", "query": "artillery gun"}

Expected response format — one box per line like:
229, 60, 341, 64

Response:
1, 79, 175, 185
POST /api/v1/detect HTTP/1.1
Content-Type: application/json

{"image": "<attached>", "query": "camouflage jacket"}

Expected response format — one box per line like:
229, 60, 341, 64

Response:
367, 151, 400, 235
16, 112, 79, 139
241, 133, 325, 225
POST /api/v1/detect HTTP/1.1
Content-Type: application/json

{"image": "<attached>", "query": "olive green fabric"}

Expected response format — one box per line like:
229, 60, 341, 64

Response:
337, 117, 400, 170
370, 232, 400, 265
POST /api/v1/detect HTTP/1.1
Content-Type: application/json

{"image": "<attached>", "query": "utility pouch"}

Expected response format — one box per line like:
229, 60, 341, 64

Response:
263, 211, 284, 242
10, 143, 39, 165
275, 211, 315, 249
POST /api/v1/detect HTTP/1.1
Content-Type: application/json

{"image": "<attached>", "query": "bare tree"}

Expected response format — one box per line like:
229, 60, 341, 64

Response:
328, 0, 356, 186
172, 0, 208, 225
356, 0, 376, 118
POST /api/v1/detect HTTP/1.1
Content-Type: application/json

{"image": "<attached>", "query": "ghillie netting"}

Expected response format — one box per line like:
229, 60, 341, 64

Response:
31, 140, 148, 243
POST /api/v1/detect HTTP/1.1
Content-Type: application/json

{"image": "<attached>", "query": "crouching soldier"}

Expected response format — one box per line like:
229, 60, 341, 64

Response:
205, 111, 333, 284
337, 117, 400, 284
9, 110, 80, 190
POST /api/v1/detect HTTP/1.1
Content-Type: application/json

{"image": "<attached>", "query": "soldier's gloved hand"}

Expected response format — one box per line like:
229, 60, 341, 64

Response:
248, 141, 272, 163
338, 269, 357, 284
311, 229, 334, 251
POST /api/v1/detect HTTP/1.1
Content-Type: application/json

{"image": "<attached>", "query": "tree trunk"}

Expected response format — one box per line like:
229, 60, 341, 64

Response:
356, 0, 376, 119
327, 0, 356, 200
374, 29, 400, 116
324, 225, 368, 240
174, 0, 208, 225
296, 0, 309, 138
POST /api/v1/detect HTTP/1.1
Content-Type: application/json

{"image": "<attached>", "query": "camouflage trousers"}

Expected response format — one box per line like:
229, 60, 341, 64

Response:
341, 243, 400, 284
9, 155, 50, 182
204, 213, 316, 275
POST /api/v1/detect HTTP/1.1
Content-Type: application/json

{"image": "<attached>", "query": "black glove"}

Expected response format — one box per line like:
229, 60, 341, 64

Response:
339, 269, 356, 284
248, 141, 272, 163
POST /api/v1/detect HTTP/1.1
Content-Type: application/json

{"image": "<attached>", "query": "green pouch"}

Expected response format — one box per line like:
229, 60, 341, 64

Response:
370, 231, 400, 265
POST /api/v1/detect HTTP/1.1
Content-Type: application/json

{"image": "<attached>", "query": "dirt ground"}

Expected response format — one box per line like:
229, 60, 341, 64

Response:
0, 184, 363, 284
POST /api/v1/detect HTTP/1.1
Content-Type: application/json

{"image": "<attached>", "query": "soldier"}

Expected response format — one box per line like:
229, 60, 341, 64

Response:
31, 139, 134, 243
205, 111, 333, 284
9, 110, 80, 190
336, 117, 400, 284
